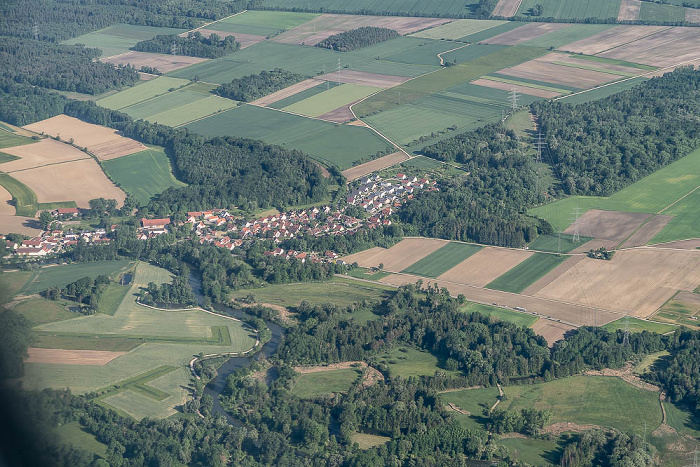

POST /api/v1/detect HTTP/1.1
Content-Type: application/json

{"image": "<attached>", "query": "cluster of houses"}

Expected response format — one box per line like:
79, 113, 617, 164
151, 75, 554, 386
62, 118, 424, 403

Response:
3, 228, 111, 258
346, 174, 438, 214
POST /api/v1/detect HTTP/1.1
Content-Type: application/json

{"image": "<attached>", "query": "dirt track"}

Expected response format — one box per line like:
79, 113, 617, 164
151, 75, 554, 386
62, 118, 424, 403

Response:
27, 348, 126, 365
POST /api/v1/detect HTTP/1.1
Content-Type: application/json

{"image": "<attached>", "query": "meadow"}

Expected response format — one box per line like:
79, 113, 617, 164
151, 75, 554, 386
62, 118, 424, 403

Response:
486, 253, 569, 293
401, 242, 482, 278
102, 148, 186, 206
375, 347, 460, 379
460, 302, 540, 327
291, 368, 362, 398
516, 0, 622, 20
0, 172, 37, 217
527, 233, 593, 253
55, 422, 108, 459
62, 24, 187, 58
602, 316, 677, 334
19, 260, 132, 295
13, 299, 78, 326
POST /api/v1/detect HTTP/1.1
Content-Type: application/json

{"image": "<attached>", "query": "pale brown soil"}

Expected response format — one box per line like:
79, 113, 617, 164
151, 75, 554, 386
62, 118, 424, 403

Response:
618, 0, 642, 21
686, 8, 700, 24
569, 238, 619, 254
557, 25, 670, 55
563, 209, 651, 241
531, 320, 575, 345
491, 0, 523, 17
138, 72, 158, 81
313, 161, 331, 178
12, 159, 126, 208
294, 361, 384, 388
471, 78, 562, 98
101, 51, 208, 73
649, 238, 700, 249
0, 215, 41, 236
436, 246, 533, 287
27, 348, 125, 365
316, 70, 409, 88
584, 364, 660, 392
342, 237, 449, 271
341, 151, 409, 181
23, 115, 147, 161
598, 27, 700, 67
674, 291, 700, 306
498, 59, 620, 89
538, 51, 644, 75
1, 139, 89, 172
482, 22, 571, 45
183, 29, 266, 49
317, 104, 356, 123
620, 215, 674, 248
0, 185, 16, 216
541, 422, 602, 436
250, 79, 324, 106
522, 255, 586, 295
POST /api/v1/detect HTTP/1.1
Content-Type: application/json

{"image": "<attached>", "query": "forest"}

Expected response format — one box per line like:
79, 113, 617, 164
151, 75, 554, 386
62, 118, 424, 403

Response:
316, 27, 400, 52
42, 275, 111, 312
215, 69, 306, 102
132, 32, 240, 59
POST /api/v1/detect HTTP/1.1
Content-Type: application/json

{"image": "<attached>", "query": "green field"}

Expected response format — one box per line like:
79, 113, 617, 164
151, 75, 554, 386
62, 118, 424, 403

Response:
283, 83, 381, 117
291, 368, 362, 398
19, 260, 132, 295
410, 19, 509, 40
398, 155, 444, 169
401, 242, 482, 278
557, 77, 650, 104
55, 421, 108, 459
96, 281, 133, 316
375, 347, 459, 379
383, 39, 461, 67
268, 83, 328, 109
13, 299, 77, 326
350, 432, 391, 449
663, 401, 700, 438
96, 77, 191, 110
486, 253, 569, 293
521, 24, 613, 48
498, 437, 562, 467
653, 300, 700, 329
0, 172, 37, 217
639, 2, 687, 22
459, 22, 526, 42
602, 317, 677, 334
258, 0, 480, 17
461, 302, 539, 327
0, 271, 31, 304
529, 146, 700, 242
441, 43, 509, 65
102, 148, 185, 205
517, 0, 621, 20
150, 96, 237, 127
120, 88, 210, 120
0, 128, 35, 149
346, 267, 391, 281
442, 386, 500, 430
206, 10, 319, 36
62, 24, 187, 58
527, 233, 593, 253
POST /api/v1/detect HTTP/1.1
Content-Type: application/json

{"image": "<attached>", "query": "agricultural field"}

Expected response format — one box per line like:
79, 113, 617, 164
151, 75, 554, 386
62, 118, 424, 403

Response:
0, 172, 38, 217
18, 260, 132, 295
346, 267, 391, 281
400, 242, 482, 278
258, 0, 481, 17
291, 368, 362, 398
652, 295, 700, 329
461, 302, 540, 327
0, 127, 35, 150
409, 19, 509, 40
602, 316, 677, 334
436, 246, 533, 287
557, 76, 649, 104
12, 299, 79, 326
516, 0, 622, 20
62, 24, 187, 59
102, 148, 186, 206
486, 253, 569, 294
343, 237, 449, 272
639, 1, 687, 22
205, 10, 320, 37
0, 139, 89, 172
102, 51, 208, 74
527, 234, 593, 253
96, 77, 191, 110
282, 83, 381, 118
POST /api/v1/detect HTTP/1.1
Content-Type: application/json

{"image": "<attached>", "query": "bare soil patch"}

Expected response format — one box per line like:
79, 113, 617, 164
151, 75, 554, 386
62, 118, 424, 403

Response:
531, 320, 575, 345
558, 25, 669, 55
471, 78, 562, 98
341, 151, 409, 181
562, 209, 651, 241
102, 51, 208, 73
523, 255, 585, 295
598, 27, 700, 67
536, 249, 700, 317
27, 348, 126, 365
538, 51, 644, 75
491, 0, 523, 17
251, 78, 323, 106
437, 246, 533, 287
1, 139, 89, 172
674, 291, 700, 306
686, 8, 700, 24
12, 159, 126, 208
620, 215, 674, 248
317, 104, 356, 123
183, 29, 266, 49
294, 361, 384, 388
343, 237, 448, 271
498, 59, 620, 89
24, 115, 147, 161
482, 22, 571, 45
618, 0, 642, 21
541, 422, 602, 436
317, 70, 409, 88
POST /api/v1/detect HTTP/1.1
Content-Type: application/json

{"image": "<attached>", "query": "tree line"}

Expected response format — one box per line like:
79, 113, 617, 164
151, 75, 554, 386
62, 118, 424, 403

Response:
214, 69, 306, 102
316, 26, 400, 52
132, 32, 240, 59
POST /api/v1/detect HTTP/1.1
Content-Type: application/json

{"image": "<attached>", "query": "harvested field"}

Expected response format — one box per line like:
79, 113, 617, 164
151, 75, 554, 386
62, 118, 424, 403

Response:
436, 246, 533, 287
410, 19, 508, 40
531, 320, 575, 345
618, 0, 642, 21
482, 22, 571, 45
341, 152, 410, 181
316, 70, 409, 88
0, 215, 41, 236
686, 8, 700, 23
537, 52, 644, 75
102, 51, 207, 73
317, 105, 356, 123
498, 59, 620, 89
12, 159, 125, 208
492, 0, 524, 17
522, 255, 586, 295
675, 291, 700, 306
27, 348, 126, 365
23, 115, 147, 161
620, 215, 674, 248
250, 78, 323, 106
650, 238, 700, 249
0, 139, 88, 172
563, 209, 651, 241
569, 238, 619, 254
342, 237, 448, 271
271, 14, 449, 46
471, 78, 562, 98
0, 185, 14, 216
597, 27, 700, 67
536, 249, 700, 317
182, 29, 265, 49
558, 25, 669, 55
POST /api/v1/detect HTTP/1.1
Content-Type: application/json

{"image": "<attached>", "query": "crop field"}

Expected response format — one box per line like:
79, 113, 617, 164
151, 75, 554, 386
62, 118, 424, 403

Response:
410, 19, 509, 40
1, 139, 89, 173
19, 260, 132, 295
436, 246, 533, 287
283, 83, 381, 117
291, 368, 361, 397
472, 77, 564, 98
486, 253, 569, 294
149, 96, 237, 127
560, 77, 649, 104
0, 271, 31, 304
483, 22, 572, 46
0, 172, 37, 217
0, 128, 34, 149
27, 348, 126, 365
102, 148, 186, 206
13, 299, 77, 326
381, 39, 461, 67
343, 237, 449, 271
400, 242, 482, 278
62, 24, 187, 58
461, 302, 540, 327
258, 0, 480, 17
602, 316, 677, 334
558, 25, 669, 55
205, 10, 320, 37
516, 0, 622, 20
254, 79, 325, 107
497, 57, 621, 89
102, 51, 208, 74
639, 1, 687, 22
597, 27, 700, 68
527, 234, 593, 253
651, 185, 700, 244
119, 87, 212, 120
97, 77, 191, 110
531, 320, 576, 344
521, 24, 614, 48
341, 151, 411, 181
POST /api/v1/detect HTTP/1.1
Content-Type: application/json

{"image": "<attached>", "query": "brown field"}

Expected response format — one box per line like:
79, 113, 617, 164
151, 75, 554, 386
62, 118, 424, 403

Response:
686, 8, 700, 24
563, 209, 651, 241
531, 320, 575, 345
11, 159, 126, 208
538, 51, 644, 75
597, 27, 700, 67
536, 249, 700, 317
342, 237, 449, 271
27, 348, 125, 365
341, 151, 409, 181
491, 0, 523, 17
182, 29, 266, 49
317, 70, 409, 88
24, 115, 147, 161
471, 78, 562, 98
0, 139, 89, 172
498, 59, 621, 89
0, 185, 14, 216
569, 238, 619, 254
620, 215, 673, 248
0, 185, 40, 235
482, 22, 571, 45
250, 78, 324, 106
101, 51, 208, 73
437, 246, 533, 287
522, 255, 586, 295
317, 104, 356, 123
618, 0, 641, 21
651, 238, 700, 249
272, 14, 450, 46
675, 291, 700, 307
558, 25, 669, 55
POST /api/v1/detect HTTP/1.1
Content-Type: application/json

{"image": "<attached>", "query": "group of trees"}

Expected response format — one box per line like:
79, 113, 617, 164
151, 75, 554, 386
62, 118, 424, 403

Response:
559, 429, 655, 467
214, 69, 306, 102
132, 32, 240, 59
43, 275, 111, 312
487, 407, 551, 436
139, 276, 196, 307
316, 26, 400, 51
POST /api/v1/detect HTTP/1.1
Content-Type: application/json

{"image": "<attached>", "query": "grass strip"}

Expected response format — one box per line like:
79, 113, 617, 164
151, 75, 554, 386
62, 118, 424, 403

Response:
0, 172, 37, 217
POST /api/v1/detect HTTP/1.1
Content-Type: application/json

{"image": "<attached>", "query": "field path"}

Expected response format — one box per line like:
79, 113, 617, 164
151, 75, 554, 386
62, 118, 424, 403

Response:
437, 44, 470, 66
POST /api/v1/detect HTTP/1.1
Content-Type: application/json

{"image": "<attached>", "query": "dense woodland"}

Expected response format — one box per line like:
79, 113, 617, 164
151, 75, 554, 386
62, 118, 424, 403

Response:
215, 69, 306, 102
132, 32, 240, 59
316, 27, 400, 52
42, 275, 111, 312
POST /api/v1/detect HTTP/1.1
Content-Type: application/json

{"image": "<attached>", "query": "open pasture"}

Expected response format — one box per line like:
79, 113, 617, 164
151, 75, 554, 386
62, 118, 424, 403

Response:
258, 0, 480, 17
482, 22, 572, 46
282, 83, 381, 117
558, 25, 669, 55
23, 115, 147, 161
486, 253, 569, 294
516, 0, 622, 20
62, 24, 187, 59
597, 27, 700, 67
461, 302, 540, 327
497, 58, 621, 89
343, 237, 449, 272
102, 148, 185, 206
401, 242, 482, 278
562, 209, 651, 241
292, 368, 361, 398
437, 246, 533, 287
20, 260, 131, 295
204, 10, 320, 37
102, 51, 208, 73
13, 298, 79, 326
27, 348, 126, 365
96, 76, 191, 110
410, 19, 508, 40
0, 139, 89, 172
341, 151, 410, 181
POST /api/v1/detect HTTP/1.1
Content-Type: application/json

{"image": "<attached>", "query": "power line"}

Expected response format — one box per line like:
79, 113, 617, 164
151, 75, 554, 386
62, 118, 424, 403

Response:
170, 39, 178, 55
33, 24, 39, 40
508, 86, 519, 113
535, 131, 547, 164
571, 206, 583, 243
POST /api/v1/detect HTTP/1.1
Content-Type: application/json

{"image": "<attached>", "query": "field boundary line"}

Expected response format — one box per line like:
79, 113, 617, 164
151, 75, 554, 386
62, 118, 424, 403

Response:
184, 9, 249, 35
658, 183, 700, 214
5, 156, 92, 174
586, 26, 674, 56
